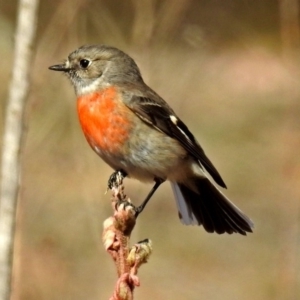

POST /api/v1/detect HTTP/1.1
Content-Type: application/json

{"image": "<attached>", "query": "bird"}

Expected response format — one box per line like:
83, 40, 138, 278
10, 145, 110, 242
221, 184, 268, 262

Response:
49, 44, 253, 235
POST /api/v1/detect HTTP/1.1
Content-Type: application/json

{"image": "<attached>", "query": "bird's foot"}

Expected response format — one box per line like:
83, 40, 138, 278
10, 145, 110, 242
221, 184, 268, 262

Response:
107, 170, 127, 190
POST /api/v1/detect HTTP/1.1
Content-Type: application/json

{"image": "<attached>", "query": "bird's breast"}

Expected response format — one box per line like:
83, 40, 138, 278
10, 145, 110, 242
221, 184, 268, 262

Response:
76, 87, 189, 182
76, 87, 132, 155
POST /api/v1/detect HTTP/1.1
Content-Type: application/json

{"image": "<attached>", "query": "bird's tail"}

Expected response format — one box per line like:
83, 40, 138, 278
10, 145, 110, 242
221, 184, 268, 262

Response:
171, 178, 253, 235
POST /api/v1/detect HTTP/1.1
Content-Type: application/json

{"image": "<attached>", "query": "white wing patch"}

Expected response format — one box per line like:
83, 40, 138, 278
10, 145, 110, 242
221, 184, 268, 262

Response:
170, 115, 178, 125
170, 115, 192, 143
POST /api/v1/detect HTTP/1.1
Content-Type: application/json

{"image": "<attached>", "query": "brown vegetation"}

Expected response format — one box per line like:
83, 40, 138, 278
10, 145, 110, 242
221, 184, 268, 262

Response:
1, 1, 299, 299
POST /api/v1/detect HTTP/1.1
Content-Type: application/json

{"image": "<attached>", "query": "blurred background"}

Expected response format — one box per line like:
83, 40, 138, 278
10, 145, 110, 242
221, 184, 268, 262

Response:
1, 0, 300, 299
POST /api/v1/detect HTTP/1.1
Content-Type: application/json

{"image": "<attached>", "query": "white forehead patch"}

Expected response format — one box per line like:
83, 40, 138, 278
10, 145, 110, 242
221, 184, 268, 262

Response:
65, 60, 70, 68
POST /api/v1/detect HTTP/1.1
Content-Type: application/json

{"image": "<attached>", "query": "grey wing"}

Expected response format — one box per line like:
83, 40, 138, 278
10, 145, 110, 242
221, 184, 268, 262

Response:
125, 95, 227, 188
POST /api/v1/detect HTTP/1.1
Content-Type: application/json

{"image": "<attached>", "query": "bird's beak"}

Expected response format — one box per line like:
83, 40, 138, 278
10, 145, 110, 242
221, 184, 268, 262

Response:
48, 64, 71, 72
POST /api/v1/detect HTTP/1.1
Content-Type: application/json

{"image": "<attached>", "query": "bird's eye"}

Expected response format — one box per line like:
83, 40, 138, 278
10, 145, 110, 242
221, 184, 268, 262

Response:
79, 59, 91, 69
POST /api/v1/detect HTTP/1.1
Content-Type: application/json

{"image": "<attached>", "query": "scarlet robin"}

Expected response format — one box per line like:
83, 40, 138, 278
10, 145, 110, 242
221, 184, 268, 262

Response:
49, 44, 253, 235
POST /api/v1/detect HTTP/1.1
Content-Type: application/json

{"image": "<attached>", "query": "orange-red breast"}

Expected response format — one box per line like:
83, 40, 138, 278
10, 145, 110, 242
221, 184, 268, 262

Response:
49, 45, 253, 235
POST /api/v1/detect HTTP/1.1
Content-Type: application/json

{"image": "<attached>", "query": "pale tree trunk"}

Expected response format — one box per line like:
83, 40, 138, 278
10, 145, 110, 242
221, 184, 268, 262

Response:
0, 0, 39, 299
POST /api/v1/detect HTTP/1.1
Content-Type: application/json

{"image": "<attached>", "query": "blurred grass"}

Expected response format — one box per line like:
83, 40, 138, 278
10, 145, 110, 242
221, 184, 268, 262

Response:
1, 0, 300, 299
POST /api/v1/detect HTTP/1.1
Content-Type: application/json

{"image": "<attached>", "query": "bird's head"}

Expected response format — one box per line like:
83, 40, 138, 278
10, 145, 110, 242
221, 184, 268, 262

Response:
49, 44, 143, 96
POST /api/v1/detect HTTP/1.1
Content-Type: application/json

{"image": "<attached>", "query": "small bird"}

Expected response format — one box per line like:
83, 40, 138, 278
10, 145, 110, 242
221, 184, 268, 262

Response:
49, 44, 253, 235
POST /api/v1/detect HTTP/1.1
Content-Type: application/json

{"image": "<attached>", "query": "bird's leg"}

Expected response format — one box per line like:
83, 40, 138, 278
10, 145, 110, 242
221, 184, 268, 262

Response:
107, 170, 127, 190
135, 178, 165, 216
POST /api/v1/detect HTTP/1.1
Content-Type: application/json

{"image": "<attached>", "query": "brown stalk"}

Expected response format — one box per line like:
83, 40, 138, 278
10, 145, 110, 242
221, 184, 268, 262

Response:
103, 176, 152, 300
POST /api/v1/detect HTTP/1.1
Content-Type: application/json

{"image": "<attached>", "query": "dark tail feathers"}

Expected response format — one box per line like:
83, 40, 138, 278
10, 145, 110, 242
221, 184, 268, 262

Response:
172, 178, 253, 235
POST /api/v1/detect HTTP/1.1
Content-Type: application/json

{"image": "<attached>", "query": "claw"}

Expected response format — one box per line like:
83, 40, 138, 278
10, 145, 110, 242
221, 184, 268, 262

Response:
107, 170, 127, 190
